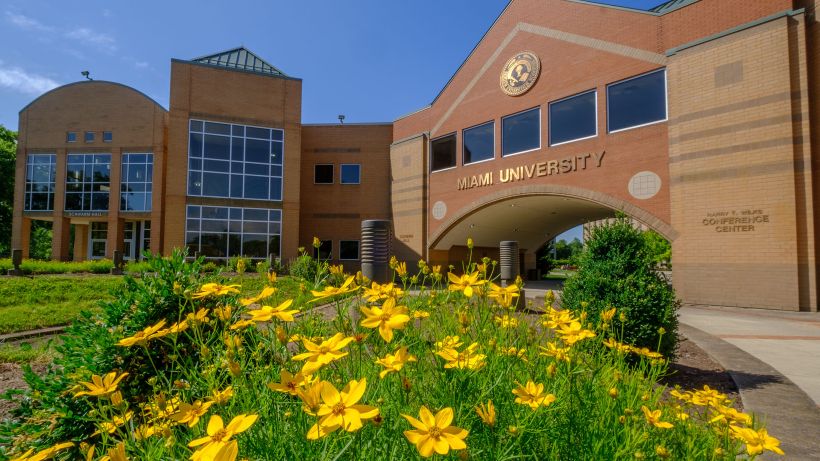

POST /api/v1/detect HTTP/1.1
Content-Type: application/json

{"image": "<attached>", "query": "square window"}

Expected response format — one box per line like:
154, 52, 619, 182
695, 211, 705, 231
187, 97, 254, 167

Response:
463, 121, 494, 164
340, 164, 360, 184
431, 134, 456, 172
85, 131, 95, 143
103, 131, 112, 142
549, 90, 597, 145
339, 240, 359, 260
314, 164, 333, 184
607, 69, 667, 133
502, 107, 541, 155
66, 132, 77, 143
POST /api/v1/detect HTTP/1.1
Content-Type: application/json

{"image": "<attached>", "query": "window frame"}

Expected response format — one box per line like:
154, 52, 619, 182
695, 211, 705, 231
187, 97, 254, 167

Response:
606, 68, 668, 134
24, 153, 56, 211
120, 153, 154, 212
84, 131, 95, 143
430, 132, 457, 174
340, 163, 361, 185
103, 131, 113, 142
64, 153, 112, 212
185, 205, 283, 261
462, 120, 496, 166
339, 240, 360, 261
548, 89, 598, 147
66, 132, 77, 143
314, 164, 334, 184
501, 106, 542, 157
314, 240, 333, 261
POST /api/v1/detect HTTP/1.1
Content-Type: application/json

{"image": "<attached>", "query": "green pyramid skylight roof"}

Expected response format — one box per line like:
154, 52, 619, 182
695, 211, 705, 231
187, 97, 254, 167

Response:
190, 47, 288, 77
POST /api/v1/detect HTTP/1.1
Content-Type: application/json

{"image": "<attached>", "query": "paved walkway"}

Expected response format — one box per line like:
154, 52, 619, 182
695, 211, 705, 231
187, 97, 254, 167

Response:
679, 305, 820, 459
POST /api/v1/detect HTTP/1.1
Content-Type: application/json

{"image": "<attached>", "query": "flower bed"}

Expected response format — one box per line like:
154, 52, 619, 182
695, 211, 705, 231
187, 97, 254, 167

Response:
2, 252, 782, 460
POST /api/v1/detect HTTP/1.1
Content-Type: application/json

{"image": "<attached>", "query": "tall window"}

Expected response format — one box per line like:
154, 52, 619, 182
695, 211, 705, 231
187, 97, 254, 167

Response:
550, 90, 597, 145
188, 120, 284, 201
185, 205, 282, 260
121, 154, 153, 211
502, 107, 540, 156
24, 154, 56, 211
314, 164, 333, 184
463, 121, 494, 165
431, 133, 456, 172
339, 240, 359, 260
340, 164, 360, 184
607, 69, 667, 133
65, 154, 111, 211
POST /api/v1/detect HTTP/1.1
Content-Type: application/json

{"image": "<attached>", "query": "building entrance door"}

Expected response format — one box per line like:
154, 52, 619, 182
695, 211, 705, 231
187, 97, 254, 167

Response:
88, 222, 108, 260
123, 220, 151, 260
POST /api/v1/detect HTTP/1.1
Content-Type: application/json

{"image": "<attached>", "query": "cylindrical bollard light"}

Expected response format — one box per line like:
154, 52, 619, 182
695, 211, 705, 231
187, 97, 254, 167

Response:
499, 240, 519, 283
111, 250, 123, 275
361, 220, 391, 283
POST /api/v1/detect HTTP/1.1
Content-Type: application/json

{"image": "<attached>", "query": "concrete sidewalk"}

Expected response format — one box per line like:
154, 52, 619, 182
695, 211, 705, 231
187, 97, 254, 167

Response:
679, 305, 820, 459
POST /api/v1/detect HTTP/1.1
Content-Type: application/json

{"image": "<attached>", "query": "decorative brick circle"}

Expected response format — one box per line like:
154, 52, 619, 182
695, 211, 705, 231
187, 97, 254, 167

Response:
628, 171, 661, 200
432, 201, 447, 220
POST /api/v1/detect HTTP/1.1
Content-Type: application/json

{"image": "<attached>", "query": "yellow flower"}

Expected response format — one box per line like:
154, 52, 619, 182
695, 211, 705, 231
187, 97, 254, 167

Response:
603, 338, 632, 353
541, 307, 574, 330
188, 414, 257, 460
213, 305, 233, 322
74, 371, 129, 398
512, 381, 556, 410
117, 320, 168, 347
690, 385, 729, 407
229, 319, 256, 330
10, 442, 74, 461
311, 275, 356, 301
447, 271, 484, 297
210, 387, 234, 405
267, 369, 313, 396
362, 282, 404, 303
499, 346, 528, 362
389, 255, 399, 269
475, 400, 496, 427
172, 400, 214, 427
360, 298, 411, 343
238, 286, 277, 307
104, 441, 128, 461
297, 379, 325, 416
291, 332, 354, 374
466, 237, 474, 249
709, 405, 752, 426
641, 405, 674, 429
247, 299, 299, 323
142, 394, 180, 420
538, 343, 571, 363
135, 421, 173, 440
307, 378, 380, 439
434, 335, 463, 351
554, 321, 596, 346
601, 307, 617, 322
730, 426, 784, 456
631, 346, 663, 360
160, 320, 189, 335
493, 314, 518, 329
437, 343, 486, 370
312, 236, 322, 248
187, 308, 211, 325
395, 261, 408, 277
402, 406, 469, 458
95, 411, 134, 435
266, 271, 278, 285
192, 283, 240, 299
488, 283, 520, 308
411, 310, 430, 319
655, 445, 670, 459
375, 346, 417, 378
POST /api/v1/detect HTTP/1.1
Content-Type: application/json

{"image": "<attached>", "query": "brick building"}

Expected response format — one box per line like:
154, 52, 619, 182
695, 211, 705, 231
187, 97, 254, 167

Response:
11, 0, 820, 311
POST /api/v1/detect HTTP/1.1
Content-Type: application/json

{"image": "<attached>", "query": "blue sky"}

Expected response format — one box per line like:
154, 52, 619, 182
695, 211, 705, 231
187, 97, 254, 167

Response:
0, 0, 663, 242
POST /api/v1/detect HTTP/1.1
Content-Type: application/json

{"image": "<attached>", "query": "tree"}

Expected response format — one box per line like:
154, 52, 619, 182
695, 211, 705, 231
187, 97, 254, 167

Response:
643, 230, 671, 268
0, 125, 16, 257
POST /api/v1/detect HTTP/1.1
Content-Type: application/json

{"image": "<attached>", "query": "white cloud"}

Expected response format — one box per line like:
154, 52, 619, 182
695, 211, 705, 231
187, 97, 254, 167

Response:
65, 27, 117, 52
0, 64, 60, 95
134, 61, 149, 69
4, 11, 53, 32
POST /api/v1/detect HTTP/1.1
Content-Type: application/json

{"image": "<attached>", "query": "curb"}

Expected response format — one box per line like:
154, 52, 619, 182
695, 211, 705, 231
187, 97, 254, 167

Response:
680, 323, 820, 460
0, 325, 67, 343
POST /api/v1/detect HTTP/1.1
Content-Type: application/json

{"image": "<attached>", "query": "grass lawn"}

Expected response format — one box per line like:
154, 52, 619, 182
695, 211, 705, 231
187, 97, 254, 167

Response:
0, 273, 307, 334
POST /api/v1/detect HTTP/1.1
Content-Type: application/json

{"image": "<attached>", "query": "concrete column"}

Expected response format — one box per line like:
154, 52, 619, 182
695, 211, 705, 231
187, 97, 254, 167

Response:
17, 217, 31, 259
107, 217, 125, 260
107, 149, 123, 259
73, 224, 88, 261
52, 217, 71, 261
11, 143, 27, 255
361, 220, 391, 283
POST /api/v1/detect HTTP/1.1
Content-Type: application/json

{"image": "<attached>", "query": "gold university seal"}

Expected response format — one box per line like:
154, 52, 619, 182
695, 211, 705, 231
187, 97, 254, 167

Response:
499, 51, 540, 96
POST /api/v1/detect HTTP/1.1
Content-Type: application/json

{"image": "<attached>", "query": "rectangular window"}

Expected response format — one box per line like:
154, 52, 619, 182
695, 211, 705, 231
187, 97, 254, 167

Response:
103, 131, 113, 142
187, 119, 284, 201
607, 69, 667, 133
24, 153, 56, 211
463, 121, 494, 165
502, 107, 540, 156
339, 240, 359, 260
314, 164, 333, 184
66, 132, 77, 143
65, 153, 111, 211
431, 133, 456, 172
89, 222, 107, 259
84, 131, 95, 143
185, 205, 282, 260
550, 90, 597, 145
340, 164, 360, 184
120, 153, 153, 211
314, 240, 332, 261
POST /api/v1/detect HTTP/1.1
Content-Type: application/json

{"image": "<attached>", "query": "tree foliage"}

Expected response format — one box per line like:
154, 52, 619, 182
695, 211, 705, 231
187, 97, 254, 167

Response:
0, 125, 17, 257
